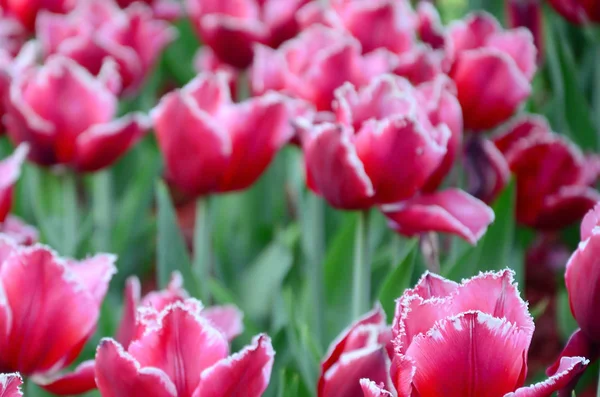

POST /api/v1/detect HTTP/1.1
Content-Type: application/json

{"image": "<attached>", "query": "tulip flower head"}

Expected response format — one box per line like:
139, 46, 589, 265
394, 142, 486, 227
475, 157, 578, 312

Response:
359, 270, 588, 397
548, 0, 600, 24
95, 298, 274, 397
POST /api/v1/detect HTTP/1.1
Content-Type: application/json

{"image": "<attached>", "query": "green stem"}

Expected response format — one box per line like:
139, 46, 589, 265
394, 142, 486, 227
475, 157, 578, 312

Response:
306, 194, 325, 346
61, 170, 79, 257
597, 364, 600, 397
352, 209, 371, 320
193, 197, 212, 303
92, 170, 112, 251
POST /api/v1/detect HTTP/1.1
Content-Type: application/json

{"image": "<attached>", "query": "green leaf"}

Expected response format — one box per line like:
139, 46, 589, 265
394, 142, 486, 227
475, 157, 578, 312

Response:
236, 241, 293, 321
155, 181, 199, 295
378, 238, 419, 318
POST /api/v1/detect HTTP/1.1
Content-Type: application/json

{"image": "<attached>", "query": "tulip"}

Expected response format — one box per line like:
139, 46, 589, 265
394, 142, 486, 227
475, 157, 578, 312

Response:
250, 25, 395, 111
36, 0, 176, 95
416, 2, 446, 50
194, 47, 238, 100
298, 0, 416, 56
0, 8, 26, 58
0, 235, 116, 394
493, 115, 600, 229
0, 0, 73, 31
116, 272, 244, 349
185, 0, 310, 69
506, 0, 543, 62
114, 0, 181, 20
95, 299, 274, 397
548, 0, 600, 24
359, 270, 588, 396
392, 45, 445, 86
152, 72, 296, 198
463, 136, 510, 204
318, 305, 391, 397
4, 55, 150, 172
448, 12, 537, 131
0, 373, 23, 396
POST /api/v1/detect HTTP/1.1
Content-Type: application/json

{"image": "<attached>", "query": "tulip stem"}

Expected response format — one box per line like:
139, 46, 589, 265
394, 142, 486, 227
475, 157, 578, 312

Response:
193, 197, 212, 304
305, 194, 325, 347
61, 170, 79, 257
597, 365, 600, 397
352, 209, 371, 320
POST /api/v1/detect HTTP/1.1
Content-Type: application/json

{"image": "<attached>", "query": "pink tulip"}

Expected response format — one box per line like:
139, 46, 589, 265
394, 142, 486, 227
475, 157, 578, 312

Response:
36, 0, 176, 95
152, 72, 297, 198
0, 236, 116, 395
0, 0, 74, 31
186, 0, 310, 69
0, 373, 23, 397
5, 55, 150, 172
95, 299, 274, 397
360, 270, 588, 396
506, 0, 543, 62
318, 305, 391, 397
114, 0, 181, 20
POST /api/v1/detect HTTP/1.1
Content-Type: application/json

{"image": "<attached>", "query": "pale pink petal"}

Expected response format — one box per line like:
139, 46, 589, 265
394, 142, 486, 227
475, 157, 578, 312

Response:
360, 379, 392, 397
547, 329, 598, 376
68, 254, 117, 304
508, 357, 588, 397
0, 216, 38, 246
581, 203, 600, 241
201, 305, 244, 342
0, 373, 22, 397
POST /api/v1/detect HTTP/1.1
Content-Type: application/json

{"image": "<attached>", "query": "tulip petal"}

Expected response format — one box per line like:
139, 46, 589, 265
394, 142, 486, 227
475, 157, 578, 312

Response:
0, 373, 22, 397
116, 277, 141, 350
547, 329, 599, 376
492, 114, 551, 156
128, 302, 229, 396
405, 311, 529, 397
0, 216, 38, 246
508, 356, 588, 397
407, 271, 459, 300
303, 123, 374, 209
68, 254, 117, 304
35, 360, 96, 395
95, 338, 177, 397
390, 354, 416, 397
193, 334, 275, 397
534, 186, 600, 230
486, 29, 537, 80
581, 203, 600, 241
360, 379, 392, 397
75, 113, 150, 172
0, 144, 28, 222
141, 271, 188, 311
464, 136, 510, 204
448, 12, 501, 54
250, 44, 287, 96
201, 305, 244, 342
0, 247, 100, 374
416, 2, 446, 50
382, 189, 494, 244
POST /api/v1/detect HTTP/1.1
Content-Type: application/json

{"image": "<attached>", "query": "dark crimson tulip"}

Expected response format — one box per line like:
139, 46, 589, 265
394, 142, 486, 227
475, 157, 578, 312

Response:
548, 0, 600, 24
463, 135, 510, 204
448, 12, 537, 131
506, 0, 543, 62
0, 373, 22, 396
37, 0, 175, 95
298, 0, 416, 56
152, 72, 296, 198
116, 272, 244, 348
493, 115, 600, 229
318, 305, 391, 397
185, 0, 310, 69
0, 0, 74, 31
549, 204, 600, 374
95, 299, 274, 397
360, 270, 588, 396
4, 55, 150, 172
114, 0, 181, 20
0, 236, 116, 395
250, 25, 395, 110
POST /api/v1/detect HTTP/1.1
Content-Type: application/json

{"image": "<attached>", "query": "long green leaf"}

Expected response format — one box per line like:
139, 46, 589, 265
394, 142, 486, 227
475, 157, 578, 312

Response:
378, 238, 419, 318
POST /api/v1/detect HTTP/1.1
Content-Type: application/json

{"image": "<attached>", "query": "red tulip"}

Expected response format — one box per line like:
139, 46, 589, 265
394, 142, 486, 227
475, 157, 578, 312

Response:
0, 373, 23, 397
36, 0, 176, 95
114, 0, 181, 20
463, 136, 510, 204
506, 0, 543, 62
0, 0, 74, 31
152, 72, 296, 198
548, 0, 600, 24
298, 0, 416, 56
116, 272, 244, 349
185, 0, 310, 69
360, 270, 588, 396
95, 299, 274, 397
250, 25, 395, 110
448, 12, 537, 131
318, 305, 391, 397
0, 236, 116, 394
4, 55, 150, 172
493, 115, 600, 229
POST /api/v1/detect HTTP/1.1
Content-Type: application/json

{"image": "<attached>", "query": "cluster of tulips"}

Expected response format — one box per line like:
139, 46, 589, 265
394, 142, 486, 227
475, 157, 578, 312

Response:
0, 0, 597, 395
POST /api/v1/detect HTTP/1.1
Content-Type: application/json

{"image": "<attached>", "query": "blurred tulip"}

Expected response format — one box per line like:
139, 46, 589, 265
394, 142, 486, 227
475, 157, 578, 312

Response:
117, 272, 244, 348
0, 373, 22, 396
114, 0, 181, 20
0, 8, 26, 58
298, 0, 416, 56
416, 2, 446, 50
506, 0, 543, 62
4, 55, 150, 172
37, 0, 176, 95
464, 136, 510, 204
0, 236, 116, 394
95, 299, 274, 397
250, 25, 395, 110
360, 270, 588, 396
448, 12, 537, 131
493, 115, 600, 229
152, 72, 296, 198
548, 0, 600, 24
194, 47, 238, 100
318, 304, 391, 397
186, 0, 310, 69
0, 0, 74, 31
